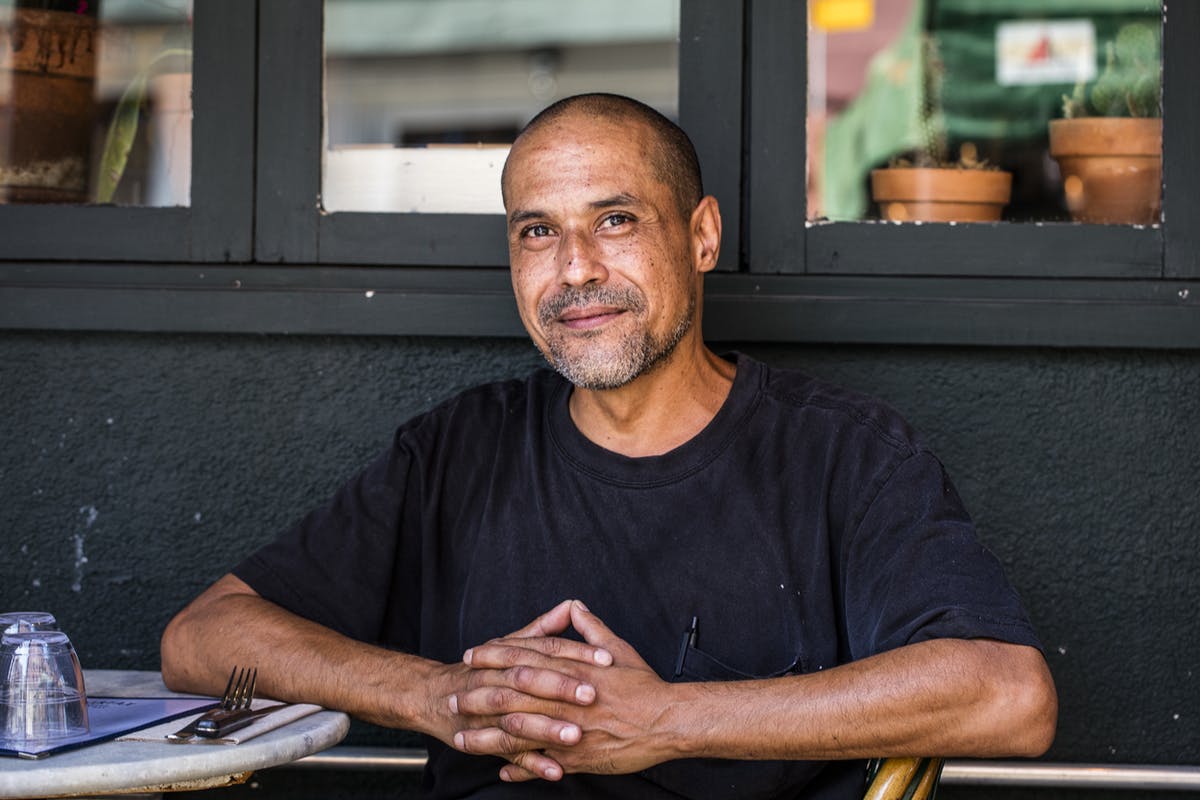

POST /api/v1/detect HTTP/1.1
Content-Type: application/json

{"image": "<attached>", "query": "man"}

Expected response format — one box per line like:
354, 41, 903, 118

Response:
162, 93, 1056, 798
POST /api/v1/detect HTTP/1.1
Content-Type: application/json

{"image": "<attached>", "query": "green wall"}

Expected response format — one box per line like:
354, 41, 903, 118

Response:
2, 331, 1197, 798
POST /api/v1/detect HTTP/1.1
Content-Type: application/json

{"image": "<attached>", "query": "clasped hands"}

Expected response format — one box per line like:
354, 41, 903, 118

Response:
442, 599, 678, 783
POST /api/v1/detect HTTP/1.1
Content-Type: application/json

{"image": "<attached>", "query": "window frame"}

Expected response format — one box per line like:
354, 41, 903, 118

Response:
0, 0, 255, 262
0, 0, 1197, 348
745, 0, 1193, 282
255, 0, 742, 271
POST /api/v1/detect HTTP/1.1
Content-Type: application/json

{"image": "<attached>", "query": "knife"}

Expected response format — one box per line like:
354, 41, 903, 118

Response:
168, 704, 290, 742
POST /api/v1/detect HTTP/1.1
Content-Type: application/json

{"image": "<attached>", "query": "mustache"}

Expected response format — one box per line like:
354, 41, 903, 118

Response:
537, 285, 646, 327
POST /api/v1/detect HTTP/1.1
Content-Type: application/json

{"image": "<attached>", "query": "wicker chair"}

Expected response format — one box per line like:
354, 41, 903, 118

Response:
863, 757, 945, 800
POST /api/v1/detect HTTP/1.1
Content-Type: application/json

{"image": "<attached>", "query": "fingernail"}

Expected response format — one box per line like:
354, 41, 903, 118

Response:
462, 648, 473, 664
449, 694, 459, 713
500, 769, 513, 782
593, 648, 613, 666
575, 600, 589, 612
545, 765, 562, 780
560, 724, 580, 743
575, 684, 595, 703
454, 732, 465, 750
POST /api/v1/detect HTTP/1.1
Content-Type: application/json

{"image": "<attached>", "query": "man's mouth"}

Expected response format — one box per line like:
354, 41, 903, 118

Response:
537, 285, 644, 332
557, 306, 626, 330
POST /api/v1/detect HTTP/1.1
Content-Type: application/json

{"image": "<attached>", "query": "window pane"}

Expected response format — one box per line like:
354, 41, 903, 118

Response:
0, 0, 193, 206
322, 0, 679, 214
807, 0, 1163, 225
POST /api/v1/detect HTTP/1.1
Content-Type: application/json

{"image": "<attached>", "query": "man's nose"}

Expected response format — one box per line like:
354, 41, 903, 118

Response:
557, 229, 608, 286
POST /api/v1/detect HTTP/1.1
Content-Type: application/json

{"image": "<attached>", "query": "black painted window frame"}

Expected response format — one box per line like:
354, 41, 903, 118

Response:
0, 0, 255, 262
255, 0, 741, 270
745, 0, 1196, 282
0, 0, 1197, 347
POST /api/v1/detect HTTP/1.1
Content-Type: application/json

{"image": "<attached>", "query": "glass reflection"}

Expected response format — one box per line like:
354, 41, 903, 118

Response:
808, 0, 1163, 224
0, 0, 193, 206
322, 0, 679, 214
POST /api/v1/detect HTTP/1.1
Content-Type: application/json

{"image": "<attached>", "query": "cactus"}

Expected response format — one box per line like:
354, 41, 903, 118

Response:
889, 33, 994, 170
1062, 22, 1160, 119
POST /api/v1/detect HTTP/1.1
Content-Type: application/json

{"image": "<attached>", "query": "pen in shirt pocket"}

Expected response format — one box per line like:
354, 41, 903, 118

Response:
673, 615, 698, 678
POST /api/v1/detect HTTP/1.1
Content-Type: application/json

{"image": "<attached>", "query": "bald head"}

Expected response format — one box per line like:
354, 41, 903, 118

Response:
501, 93, 704, 221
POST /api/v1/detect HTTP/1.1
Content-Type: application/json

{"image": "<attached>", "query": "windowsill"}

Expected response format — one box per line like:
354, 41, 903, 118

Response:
2, 262, 1196, 348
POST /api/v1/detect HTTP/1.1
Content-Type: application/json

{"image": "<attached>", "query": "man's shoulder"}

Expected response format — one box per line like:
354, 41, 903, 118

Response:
748, 357, 924, 455
399, 368, 561, 438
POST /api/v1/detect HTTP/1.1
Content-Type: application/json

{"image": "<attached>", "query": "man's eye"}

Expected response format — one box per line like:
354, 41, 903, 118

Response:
522, 224, 552, 238
601, 213, 632, 228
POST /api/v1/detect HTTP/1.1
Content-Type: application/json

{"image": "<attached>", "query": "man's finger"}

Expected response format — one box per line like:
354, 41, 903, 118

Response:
506, 599, 574, 639
501, 750, 563, 782
498, 711, 582, 747
569, 600, 653, 669
456, 672, 589, 717
454, 722, 570, 764
569, 600, 622, 650
499, 762, 541, 783
467, 635, 612, 671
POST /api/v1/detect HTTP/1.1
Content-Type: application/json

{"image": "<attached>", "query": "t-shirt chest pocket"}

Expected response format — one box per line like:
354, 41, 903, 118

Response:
677, 636, 802, 682
663, 597, 834, 684
640, 615, 835, 800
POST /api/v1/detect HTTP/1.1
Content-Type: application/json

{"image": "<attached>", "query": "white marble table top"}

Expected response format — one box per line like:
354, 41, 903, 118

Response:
0, 670, 350, 798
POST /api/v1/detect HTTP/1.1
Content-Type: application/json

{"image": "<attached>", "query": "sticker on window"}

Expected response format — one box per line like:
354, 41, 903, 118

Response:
996, 19, 1096, 86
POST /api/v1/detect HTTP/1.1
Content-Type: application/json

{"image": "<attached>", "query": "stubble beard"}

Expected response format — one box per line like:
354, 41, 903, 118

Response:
536, 284, 695, 390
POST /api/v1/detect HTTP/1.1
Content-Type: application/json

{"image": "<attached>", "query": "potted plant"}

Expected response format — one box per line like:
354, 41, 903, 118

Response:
869, 34, 1012, 223
1048, 22, 1161, 225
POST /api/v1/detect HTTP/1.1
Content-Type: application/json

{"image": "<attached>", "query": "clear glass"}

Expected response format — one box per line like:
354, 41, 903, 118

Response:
322, 0, 680, 214
0, 631, 89, 746
0, 0, 193, 206
807, 0, 1164, 224
0, 612, 58, 634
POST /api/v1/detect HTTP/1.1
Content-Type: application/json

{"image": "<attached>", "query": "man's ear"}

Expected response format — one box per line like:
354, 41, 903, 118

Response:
689, 195, 722, 274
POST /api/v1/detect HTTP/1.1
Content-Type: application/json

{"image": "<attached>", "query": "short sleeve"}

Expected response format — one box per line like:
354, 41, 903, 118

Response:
232, 435, 415, 646
841, 451, 1042, 660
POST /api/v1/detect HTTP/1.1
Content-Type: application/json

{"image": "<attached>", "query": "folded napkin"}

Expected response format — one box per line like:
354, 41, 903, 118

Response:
118, 700, 322, 745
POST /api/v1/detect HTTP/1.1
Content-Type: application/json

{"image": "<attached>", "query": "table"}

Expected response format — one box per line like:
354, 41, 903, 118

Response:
0, 670, 350, 799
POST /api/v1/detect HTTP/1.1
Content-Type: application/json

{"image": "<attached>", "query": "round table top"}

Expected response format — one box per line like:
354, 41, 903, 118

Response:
0, 669, 350, 798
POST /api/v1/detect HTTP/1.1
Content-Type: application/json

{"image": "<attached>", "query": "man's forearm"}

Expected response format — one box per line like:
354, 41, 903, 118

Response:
461, 605, 1057, 779
661, 638, 1057, 762
160, 574, 455, 735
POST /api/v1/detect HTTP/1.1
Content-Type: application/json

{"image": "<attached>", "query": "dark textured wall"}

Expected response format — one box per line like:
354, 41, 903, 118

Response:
2, 331, 1198, 797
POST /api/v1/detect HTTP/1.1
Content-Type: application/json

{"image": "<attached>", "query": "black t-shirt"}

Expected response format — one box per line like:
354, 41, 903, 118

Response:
235, 353, 1040, 799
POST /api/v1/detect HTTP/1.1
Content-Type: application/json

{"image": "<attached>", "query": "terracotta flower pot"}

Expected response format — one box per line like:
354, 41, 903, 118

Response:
870, 168, 1012, 223
1048, 117, 1162, 225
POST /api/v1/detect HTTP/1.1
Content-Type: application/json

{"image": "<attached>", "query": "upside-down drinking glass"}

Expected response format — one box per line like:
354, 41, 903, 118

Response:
0, 612, 59, 635
0, 631, 89, 746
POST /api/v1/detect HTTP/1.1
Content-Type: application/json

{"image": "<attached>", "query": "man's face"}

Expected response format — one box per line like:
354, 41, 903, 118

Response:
503, 115, 702, 390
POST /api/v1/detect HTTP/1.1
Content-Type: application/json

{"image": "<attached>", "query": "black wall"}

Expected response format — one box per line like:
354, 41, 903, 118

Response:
2, 331, 1198, 797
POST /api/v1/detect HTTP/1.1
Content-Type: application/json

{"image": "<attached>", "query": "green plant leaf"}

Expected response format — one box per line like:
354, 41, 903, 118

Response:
95, 72, 148, 204
94, 48, 192, 204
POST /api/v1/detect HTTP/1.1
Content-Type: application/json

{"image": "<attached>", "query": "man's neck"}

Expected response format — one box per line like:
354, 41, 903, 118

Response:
566, 341, 736, 458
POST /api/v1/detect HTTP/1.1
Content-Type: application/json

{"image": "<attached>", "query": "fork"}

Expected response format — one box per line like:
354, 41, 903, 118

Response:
219, 667, 256, 713
167, 666, 256, 742
194, 666, 258, 736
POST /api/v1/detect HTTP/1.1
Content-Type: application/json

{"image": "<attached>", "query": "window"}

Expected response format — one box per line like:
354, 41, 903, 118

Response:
1, 0, 1195, 347
742, 0, 1196, 294
255, 0, 739, 268
2, 0, 193, 207
322, 0, 679, 215
0, 0, 252, 262
807, 0, 1163, 227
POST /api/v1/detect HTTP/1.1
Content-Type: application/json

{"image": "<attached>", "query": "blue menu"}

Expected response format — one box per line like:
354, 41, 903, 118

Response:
0, 696, 217, 759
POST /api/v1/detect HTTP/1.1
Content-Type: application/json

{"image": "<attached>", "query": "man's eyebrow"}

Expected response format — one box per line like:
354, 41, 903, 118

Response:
507, 209, 545, 227
507, 194, 643, 228
591, 193, 642, 210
